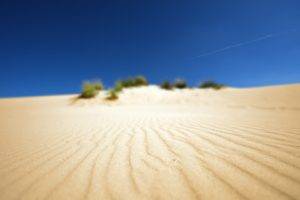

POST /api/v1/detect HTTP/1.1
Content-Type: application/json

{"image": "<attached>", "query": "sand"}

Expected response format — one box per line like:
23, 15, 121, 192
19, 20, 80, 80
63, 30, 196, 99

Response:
0, 84, 299, 200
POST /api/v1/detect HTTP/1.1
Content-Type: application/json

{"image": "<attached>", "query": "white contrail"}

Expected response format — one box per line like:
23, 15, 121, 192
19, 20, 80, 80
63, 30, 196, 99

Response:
195, 30, 295, 58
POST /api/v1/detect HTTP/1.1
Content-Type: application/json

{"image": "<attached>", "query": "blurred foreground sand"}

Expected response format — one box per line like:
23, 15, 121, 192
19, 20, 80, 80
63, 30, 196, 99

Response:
0, 84, 299, 200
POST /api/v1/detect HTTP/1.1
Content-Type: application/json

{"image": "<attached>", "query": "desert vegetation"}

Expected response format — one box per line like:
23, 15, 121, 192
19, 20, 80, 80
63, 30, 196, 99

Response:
79, 77, 226, 100
173, 78, 187, 89
160, 79, 187, 90
106, 89, 119, 100
105, 76, 148, 101
105, 81, 125, 101
114, 81, 124, 92
199, 80, 225, 90
79, 80, 104, 98
160, 81, 173, 90
118, 76, 148, 88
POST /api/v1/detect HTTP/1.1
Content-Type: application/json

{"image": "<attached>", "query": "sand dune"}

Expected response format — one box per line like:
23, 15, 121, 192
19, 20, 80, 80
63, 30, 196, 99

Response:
0, 84, 299, 200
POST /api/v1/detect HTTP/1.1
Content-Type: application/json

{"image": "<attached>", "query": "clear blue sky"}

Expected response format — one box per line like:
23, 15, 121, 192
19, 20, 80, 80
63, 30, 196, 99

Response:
0, 0, 299, 97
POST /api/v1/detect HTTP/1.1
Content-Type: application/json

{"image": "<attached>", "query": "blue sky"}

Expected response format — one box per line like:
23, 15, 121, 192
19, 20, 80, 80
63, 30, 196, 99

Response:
0, 0, 299, 97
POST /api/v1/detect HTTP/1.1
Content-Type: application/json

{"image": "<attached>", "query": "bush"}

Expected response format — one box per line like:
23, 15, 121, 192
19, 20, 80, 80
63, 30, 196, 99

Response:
80, 82, 99, 98
93, 81, 104, 91
174, 79, 187, 89
114, 81, 124, 92
199, 80, 224, 90
106, 90, 118, 100
119, 76, 148, 88
120, 78, 135, 87
134, 76, 148, 86
160, 81, 173, 90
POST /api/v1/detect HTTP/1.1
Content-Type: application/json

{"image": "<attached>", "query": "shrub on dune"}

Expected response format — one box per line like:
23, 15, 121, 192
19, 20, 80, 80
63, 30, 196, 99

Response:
105, 75, 148, 101
114, 81, 124, 92
160, 81, 173, 90
119, 76, 148, 88
80, 82, 99, 98
105, 82, 122, 101
173, 79, 187, 89
120, 78, 135, 87
199, 80, 224, 90
106, 90, 118, 100
79, 80, 104, 98
134, 76, 148, 86
93, 80, 104, 91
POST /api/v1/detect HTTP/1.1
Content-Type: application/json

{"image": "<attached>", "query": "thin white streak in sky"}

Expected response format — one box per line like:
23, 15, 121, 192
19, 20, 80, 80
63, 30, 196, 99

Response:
195, 29, 295, 58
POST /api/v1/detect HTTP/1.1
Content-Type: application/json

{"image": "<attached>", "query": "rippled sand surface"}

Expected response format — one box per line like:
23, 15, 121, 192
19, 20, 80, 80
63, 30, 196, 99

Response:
0, 84, 299, 200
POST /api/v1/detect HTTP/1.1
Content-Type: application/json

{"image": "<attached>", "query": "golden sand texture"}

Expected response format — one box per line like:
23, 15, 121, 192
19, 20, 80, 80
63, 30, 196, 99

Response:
0, 84, 299, 200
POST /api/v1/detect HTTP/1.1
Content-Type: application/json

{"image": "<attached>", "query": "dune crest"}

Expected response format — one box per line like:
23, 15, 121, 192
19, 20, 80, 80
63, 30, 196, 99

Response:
0, 84, 299, 200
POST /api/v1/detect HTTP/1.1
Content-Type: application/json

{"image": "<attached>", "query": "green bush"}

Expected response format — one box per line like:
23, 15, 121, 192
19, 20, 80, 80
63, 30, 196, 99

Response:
134, 76, 148, 86
160, 81, 173, 90
80, 82, 99, 98
106, 90, 118, 100
114, 81, 124, 92
199, 80, 224, 90
93, 81, 104, 91
104, 80, 126, 101
119, 76, 148, 88
174, 79, 187, 89
120, 78, 135, 87
79, 80, 104, 98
